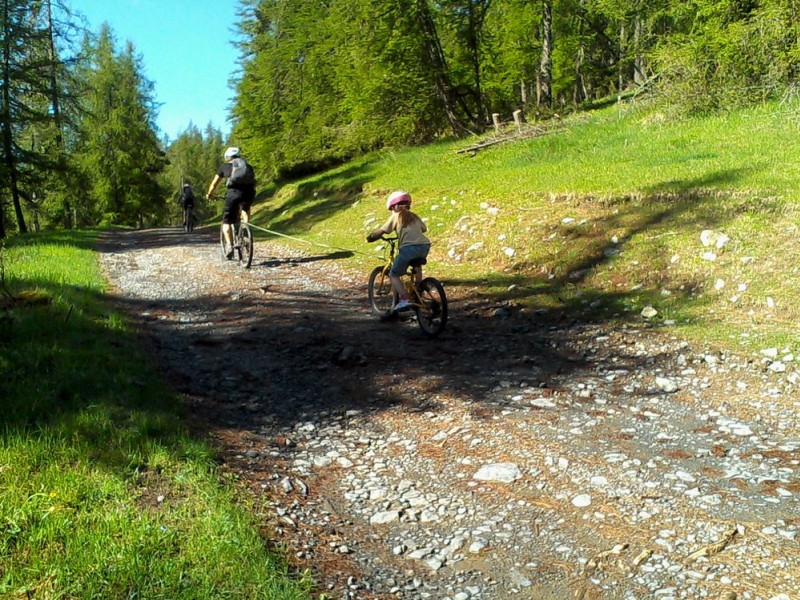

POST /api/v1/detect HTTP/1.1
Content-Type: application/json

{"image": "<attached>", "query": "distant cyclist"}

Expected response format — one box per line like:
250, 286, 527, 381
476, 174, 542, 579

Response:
179, 182, 196, 230
366, 190, 430, 312
206, 147, 256, 259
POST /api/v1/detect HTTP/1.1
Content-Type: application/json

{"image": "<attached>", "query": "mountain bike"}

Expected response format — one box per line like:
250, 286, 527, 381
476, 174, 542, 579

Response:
367, 236, 448, 337
213, 197, 253, 268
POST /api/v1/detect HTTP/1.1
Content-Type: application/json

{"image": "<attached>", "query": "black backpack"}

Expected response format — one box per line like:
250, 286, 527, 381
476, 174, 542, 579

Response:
227, 157, 255, 188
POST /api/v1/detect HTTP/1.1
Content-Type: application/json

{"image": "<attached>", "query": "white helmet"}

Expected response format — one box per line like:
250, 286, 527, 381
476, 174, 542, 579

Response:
224, 147, 240, 160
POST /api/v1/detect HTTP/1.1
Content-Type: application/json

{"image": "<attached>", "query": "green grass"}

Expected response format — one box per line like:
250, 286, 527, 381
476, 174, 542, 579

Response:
0, 231, 313, 599
250, 99, 800, 354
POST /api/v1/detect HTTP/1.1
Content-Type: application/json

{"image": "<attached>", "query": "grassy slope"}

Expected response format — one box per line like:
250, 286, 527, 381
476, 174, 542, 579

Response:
253, 100, 800, 353
0, 231, 312, 599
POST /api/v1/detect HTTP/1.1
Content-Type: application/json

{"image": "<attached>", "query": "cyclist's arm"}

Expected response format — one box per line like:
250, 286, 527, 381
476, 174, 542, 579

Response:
206, 174, 223, 199
366, 228, 389, 242
366, 214, 396, 242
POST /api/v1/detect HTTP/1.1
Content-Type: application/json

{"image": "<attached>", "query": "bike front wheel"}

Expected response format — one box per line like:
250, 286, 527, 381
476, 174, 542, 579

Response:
238, 223, 253, 269
368, 266, 396, 316
415, 277, 448, 337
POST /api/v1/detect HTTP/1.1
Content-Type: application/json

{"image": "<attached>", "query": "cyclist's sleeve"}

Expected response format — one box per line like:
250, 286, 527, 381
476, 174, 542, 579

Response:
379, 213, 397, 234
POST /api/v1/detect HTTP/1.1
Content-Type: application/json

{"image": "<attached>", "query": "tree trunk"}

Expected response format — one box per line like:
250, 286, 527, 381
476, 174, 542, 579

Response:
538, 0, 552, 106
633, 13, 646, 86
1, 0, 28, 236
414, 0, 468, 136
45, 0, 72, 228
465, 1, 493, 128
573, 0, 587, 105
618, 21, 626, 101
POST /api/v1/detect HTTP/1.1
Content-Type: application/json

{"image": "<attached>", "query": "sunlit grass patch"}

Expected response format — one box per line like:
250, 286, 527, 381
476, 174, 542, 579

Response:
254, 99, 800, 355
0, 232, 313, 599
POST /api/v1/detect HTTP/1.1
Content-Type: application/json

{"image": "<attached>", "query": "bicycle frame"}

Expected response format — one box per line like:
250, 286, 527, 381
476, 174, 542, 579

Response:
376, 237, 423, 303
368, 236, 448, 336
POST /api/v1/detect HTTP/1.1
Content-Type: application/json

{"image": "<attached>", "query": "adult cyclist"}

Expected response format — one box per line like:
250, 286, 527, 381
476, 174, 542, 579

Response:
179, 182, 196, 230
206, 147, 256, 259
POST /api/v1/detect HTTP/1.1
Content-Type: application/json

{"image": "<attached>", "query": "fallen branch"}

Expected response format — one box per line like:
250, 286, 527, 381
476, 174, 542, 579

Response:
686, 526, 739, 562
456, 123, 563, 154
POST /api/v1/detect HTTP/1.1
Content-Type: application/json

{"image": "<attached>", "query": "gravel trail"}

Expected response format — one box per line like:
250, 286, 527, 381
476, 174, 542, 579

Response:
98, 227, 799, 600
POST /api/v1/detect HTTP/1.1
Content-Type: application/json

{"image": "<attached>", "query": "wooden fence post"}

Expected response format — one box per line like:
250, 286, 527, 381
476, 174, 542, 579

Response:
513, 109, 523, 132
492, 113, 501, 132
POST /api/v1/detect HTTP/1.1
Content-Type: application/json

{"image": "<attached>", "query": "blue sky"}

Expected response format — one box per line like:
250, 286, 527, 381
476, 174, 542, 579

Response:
68, 0, 241, 141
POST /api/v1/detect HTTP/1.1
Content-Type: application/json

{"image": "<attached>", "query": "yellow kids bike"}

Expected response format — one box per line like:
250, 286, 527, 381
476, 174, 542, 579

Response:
367, 236, 448, 337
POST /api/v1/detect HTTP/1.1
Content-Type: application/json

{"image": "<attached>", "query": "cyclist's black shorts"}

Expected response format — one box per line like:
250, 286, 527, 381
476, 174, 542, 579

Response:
222, 188, 255, 224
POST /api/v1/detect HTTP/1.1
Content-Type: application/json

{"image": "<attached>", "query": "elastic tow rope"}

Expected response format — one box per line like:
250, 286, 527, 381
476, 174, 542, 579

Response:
244, 223, 375, 258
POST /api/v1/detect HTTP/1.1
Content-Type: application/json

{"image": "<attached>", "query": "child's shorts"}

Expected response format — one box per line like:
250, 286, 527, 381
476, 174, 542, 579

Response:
391, 243, 431, 276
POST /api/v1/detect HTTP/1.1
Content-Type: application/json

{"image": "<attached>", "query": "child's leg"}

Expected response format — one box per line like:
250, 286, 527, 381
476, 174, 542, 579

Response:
389, 274, 408, 300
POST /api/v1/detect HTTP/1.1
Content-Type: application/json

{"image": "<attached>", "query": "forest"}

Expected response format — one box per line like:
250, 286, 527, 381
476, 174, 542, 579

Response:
2, 0, 800, 238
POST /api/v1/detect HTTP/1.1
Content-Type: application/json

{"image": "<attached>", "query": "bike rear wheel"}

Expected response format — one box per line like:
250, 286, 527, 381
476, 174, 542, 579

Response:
368, 266, 396, 316
238, 223, 253, 269
415, 277, 448, 337
186, 208, 194, 232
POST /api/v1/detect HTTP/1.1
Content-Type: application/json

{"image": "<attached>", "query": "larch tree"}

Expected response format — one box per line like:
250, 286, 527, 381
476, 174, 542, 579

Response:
72, 24, 165, 227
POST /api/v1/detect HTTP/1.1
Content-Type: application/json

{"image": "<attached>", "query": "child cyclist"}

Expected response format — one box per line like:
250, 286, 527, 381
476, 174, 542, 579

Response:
366, 190, 431, 312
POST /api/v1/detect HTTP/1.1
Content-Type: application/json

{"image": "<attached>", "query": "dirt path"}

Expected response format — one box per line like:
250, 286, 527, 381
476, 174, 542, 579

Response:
98, 227, 799, 600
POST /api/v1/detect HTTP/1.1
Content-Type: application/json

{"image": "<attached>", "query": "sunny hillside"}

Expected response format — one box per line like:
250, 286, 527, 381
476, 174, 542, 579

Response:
253, 100, 800, 354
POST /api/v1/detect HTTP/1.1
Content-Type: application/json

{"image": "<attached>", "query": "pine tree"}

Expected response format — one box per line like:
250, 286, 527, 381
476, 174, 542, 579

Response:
72, 25, 165, 227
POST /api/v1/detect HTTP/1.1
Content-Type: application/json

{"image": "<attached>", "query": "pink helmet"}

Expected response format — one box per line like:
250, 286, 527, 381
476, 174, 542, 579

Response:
386, 190, 411, 210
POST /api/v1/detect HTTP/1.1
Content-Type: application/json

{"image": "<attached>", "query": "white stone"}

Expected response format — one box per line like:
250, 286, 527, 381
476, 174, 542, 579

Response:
530, 398, 556, 409
641, 306, 658, 318
700, 229, 730, 249
468, 539, 487, 553
370, 510, 401, 525
572, 494, 592, 508
473, 463, 522, 483
655, 377, 679, 393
